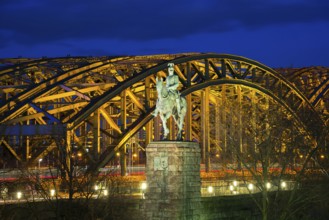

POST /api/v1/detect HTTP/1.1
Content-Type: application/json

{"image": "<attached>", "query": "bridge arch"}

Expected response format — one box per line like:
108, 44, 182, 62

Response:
0, 53, 326, 171
67, 53, 324, 134
279, 66, 329, 124
60, 53, 325, 171
93, 78, 317, 171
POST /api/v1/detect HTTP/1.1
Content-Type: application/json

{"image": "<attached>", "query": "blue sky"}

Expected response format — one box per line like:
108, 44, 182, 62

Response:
1, 0, 329, 67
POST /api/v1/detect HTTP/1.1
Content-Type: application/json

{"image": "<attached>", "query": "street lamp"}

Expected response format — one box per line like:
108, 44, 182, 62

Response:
38, 158, 43, 169
207, 186, 214, 196
281, 181, 287, 189
141, 182, 147, 199
103, 189, 108, 196
50, 189, 55, 197
17, 191, 22, 200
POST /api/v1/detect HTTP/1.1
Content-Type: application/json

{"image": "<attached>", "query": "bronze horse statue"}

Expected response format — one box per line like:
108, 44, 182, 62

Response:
153, 77, 187, 140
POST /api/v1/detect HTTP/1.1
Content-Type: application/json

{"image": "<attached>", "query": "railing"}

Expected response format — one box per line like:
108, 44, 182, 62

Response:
0, 167, 298, 203
201, 180, 296, 197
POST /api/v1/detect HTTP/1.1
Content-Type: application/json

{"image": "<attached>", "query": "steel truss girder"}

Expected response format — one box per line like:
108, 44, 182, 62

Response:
0, 53, 327, 171
66, 54, 325, 136
0, 124, 66, 136
76, 55, 325, 172
282, 67, 329, 108
0, 58, 127, 122
275, 66, 329, 126
90, 79, 314, 172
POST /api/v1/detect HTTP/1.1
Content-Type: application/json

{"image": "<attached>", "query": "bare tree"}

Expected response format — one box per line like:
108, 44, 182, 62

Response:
210, 93, 328, 220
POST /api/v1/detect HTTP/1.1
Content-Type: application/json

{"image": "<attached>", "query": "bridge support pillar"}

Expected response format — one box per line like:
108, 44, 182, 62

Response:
144, 141, 201, 220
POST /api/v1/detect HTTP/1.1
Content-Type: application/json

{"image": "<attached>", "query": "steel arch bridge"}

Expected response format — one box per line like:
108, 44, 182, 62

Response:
0, 53, 328, 174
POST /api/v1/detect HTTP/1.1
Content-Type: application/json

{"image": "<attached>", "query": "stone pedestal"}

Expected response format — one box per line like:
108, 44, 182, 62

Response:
144, 141, 201, 220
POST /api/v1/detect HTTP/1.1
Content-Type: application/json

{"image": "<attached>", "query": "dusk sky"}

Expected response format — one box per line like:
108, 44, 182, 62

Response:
1, 0, 329, 67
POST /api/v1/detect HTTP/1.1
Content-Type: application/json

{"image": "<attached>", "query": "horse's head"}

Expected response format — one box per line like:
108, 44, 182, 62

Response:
155, 77, 167, 98
156, 76, 163, 85
156, 76, 163, 91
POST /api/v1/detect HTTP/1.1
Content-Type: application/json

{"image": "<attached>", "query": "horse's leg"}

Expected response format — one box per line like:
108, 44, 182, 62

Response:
164, 115, 170, 139
176, 104, 187, 141
152, 100, 160, 116
152, 108, 157, 117
160, 114, 169, 140
176, 116, 183, 141
172, 112, 181, 141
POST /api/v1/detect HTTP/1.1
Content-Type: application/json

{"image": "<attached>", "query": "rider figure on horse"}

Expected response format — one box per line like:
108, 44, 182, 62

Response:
166, 63, 181, 111
152, 63, 187, 140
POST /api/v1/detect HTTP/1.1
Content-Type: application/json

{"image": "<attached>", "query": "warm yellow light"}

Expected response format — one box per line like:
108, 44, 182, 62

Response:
281, 181, 287, 189
229, 185, 234, 191
266, 182, 271, 189
133, 153, 137, 158
103, 189, 108, 196
141, 182, 147, 190
95, 185, 99, 191
233, 181, 238, 187
116, 152, 120, 157
50, 189, 55, 197
215, 154, 219, 158
207, 186, 214, 193
77, 152, 82, 157
299, 155, 303, 158
320, 155, 325, 159
248, 183, 254, 190
17, 191, 22, 199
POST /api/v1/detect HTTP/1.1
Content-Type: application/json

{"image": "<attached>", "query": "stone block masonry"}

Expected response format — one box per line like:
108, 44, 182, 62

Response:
144, 141, 201, 220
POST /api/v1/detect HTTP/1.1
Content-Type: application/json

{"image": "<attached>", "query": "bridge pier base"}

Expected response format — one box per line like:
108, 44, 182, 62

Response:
144, 141, 201, 220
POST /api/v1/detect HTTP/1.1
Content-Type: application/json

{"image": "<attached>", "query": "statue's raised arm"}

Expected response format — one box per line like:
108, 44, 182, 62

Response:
153, 63, 187, 140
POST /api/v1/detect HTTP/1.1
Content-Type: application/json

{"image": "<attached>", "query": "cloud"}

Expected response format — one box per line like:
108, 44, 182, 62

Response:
1, 0, 329, 68
1, 0, 329, 47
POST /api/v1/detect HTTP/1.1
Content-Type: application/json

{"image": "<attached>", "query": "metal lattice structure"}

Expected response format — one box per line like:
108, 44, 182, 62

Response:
0, 53, 328, 173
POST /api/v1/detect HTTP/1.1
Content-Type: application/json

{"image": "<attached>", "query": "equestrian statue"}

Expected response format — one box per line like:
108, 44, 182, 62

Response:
153, 63, 187, 140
